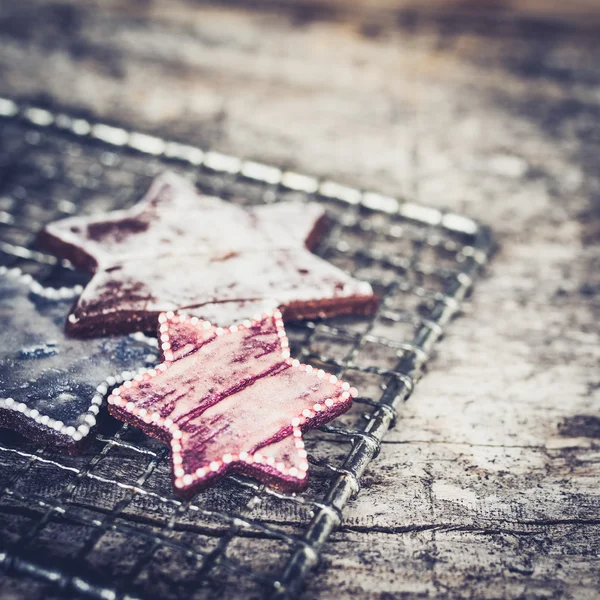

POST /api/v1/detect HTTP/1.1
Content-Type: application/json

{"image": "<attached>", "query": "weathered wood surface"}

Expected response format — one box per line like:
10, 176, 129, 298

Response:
0, 1, 599, 598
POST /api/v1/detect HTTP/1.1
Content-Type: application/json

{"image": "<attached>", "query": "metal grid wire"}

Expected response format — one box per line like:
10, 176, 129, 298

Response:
0, 98, 493, 600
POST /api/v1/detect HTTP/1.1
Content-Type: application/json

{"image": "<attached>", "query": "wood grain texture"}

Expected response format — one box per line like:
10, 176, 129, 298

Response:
0, 1, 598, 598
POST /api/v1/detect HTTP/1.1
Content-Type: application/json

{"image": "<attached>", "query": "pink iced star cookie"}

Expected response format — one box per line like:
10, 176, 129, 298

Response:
107, 309, 356, 496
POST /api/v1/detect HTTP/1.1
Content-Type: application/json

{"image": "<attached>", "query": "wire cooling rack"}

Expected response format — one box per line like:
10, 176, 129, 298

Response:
0, 97, 493, 599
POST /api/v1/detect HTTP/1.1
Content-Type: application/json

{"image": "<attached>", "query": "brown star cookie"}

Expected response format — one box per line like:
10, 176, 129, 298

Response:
39, 172, 377, 337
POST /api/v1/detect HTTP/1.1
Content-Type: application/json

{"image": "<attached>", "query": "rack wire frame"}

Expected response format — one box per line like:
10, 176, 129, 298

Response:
0, 97, 493, 599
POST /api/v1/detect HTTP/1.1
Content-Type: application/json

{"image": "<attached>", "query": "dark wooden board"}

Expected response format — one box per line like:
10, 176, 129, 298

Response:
0, 1, 598, 598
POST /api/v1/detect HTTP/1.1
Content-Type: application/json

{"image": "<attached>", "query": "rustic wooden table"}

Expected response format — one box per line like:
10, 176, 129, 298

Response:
0, 1, 598, 598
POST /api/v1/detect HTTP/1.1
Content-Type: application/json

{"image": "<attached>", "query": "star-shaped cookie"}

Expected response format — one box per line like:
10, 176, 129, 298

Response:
38, 171, 376, 337
107, 309, 357, 495
0, 267, 158, 451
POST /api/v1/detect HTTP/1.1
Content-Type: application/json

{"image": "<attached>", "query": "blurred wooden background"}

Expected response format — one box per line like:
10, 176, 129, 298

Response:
0, 1, 598, 598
